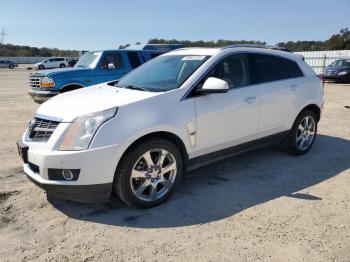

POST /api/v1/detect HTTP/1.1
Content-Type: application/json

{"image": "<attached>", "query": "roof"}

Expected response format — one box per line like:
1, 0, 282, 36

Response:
165, 48, 221, 56
91, 44, 184, 53
165, 46, 303, 61
124, 44, 183, 51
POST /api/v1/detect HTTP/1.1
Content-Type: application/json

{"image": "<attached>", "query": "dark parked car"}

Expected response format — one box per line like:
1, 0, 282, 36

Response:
67, 57, 79, 67
323, 59, 350, 83
0, 60, 18, 69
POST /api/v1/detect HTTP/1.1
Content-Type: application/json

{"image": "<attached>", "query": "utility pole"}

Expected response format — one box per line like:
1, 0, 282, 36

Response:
0, 29, 7, 44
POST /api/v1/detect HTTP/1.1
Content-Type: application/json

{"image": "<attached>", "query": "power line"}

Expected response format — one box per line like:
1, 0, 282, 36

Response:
0, 29, 7, 44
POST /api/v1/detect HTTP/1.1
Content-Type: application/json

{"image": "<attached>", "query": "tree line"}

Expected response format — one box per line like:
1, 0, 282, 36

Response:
125, 28, 350, 52
0, 28, 349, 57
277, 28, 350, 51
0, 44, 79, 57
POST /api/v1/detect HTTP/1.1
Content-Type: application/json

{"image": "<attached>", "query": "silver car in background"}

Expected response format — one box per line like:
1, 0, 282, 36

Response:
0, 60, 18, 69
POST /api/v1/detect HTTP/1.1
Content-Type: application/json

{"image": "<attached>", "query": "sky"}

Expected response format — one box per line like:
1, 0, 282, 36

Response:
0, 0, 349, 50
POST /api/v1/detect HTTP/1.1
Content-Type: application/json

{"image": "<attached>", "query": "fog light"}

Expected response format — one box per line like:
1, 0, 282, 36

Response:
62, 169, 74, 180
48, 168, 80, 181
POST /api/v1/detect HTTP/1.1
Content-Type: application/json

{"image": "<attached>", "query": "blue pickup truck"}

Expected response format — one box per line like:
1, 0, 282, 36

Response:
28, 44, 183, 102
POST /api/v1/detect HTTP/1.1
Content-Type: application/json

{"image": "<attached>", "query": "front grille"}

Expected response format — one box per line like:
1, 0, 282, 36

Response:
326, 70, 336, 76
29, 77, 41, 88
29, 117, 60, 142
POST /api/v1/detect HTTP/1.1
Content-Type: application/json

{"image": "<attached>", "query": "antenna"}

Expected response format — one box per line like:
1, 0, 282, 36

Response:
0, 29, 7, 44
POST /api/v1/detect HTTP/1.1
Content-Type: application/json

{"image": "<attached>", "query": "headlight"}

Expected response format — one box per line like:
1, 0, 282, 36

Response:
41, 77, 55, 88
59, 107, 118, 151
338, 71, 348, 76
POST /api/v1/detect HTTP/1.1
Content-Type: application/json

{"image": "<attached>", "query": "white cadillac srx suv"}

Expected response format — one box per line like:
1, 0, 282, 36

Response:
17, 45, 324, 208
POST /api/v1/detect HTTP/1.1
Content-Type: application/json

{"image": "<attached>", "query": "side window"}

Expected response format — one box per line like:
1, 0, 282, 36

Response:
127, 52, 142, 69
251, 54, 289, 84
206, 54, 250, 89
101, 53, 124, 69
284, 59, 303, 78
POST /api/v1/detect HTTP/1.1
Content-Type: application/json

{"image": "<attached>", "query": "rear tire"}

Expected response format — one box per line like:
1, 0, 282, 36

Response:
283, 110, 318, 155
114, 137, 183, 208
9, 64, 14, 69
60, 64, 65, 68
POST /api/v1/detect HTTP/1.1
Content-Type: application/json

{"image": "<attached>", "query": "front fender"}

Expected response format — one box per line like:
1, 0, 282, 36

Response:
91, 122, 191, 156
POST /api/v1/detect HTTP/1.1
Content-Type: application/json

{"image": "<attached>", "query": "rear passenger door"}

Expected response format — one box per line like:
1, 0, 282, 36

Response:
97, 52, 129, 82
249, 53, 302, 138
56, 58, 65, 67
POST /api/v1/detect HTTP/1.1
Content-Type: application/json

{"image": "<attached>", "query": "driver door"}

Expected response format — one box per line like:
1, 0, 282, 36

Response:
97, 52, 129, 83
194, 53, 260, 156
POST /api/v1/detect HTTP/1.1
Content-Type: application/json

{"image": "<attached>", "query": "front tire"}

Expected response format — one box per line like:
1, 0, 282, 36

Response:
60, 64, 65, 68
283, 110, 318, 155
38, 65, 44, 70
114, 138, 183, 208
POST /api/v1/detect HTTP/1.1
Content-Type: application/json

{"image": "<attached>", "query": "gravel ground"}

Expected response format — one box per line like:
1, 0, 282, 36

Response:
0, 67, 349, 262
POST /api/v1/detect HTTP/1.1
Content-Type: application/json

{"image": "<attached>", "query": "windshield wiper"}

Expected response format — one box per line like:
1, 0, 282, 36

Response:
123, 85, 147, 91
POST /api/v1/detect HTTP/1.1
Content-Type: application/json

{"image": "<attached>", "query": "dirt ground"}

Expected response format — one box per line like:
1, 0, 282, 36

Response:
0, 67, 349, 262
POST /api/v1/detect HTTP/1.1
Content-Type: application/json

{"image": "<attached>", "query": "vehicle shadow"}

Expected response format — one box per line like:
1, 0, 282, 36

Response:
49, 134, 350, 228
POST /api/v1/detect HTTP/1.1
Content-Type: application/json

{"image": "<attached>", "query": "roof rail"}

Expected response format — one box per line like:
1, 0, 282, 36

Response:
222, 44, 291, 52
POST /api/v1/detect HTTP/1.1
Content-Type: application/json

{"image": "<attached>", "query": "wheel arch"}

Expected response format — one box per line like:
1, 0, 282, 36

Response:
60, 83, 85, 93
298, 104, 321, 122
117, 131, 189, 171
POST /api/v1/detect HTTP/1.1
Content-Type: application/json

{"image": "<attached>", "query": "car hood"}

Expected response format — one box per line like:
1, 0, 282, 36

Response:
30, 67, 89, 78
36, 84, 160, 122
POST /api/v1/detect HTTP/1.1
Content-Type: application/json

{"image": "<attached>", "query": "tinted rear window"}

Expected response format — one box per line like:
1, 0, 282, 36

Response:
251, 54, 289, 84
127, 52, 142, 69
284, 59, 303, 78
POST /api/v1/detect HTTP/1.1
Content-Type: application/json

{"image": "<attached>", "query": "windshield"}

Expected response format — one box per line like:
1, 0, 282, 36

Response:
74, 51, 102, 69
329, 59, 350, 67
117, 55, 210, 92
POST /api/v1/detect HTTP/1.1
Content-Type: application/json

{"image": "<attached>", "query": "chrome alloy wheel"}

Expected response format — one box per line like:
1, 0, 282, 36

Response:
130, 149, 177, 202
296, 116, 316, 151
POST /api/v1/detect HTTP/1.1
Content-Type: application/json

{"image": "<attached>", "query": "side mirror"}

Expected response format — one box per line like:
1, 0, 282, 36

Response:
198, 77, 229, 94
107, 63, 116, 70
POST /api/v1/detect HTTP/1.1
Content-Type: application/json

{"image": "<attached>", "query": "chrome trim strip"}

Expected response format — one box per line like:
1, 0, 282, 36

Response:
34, 114, 63, 123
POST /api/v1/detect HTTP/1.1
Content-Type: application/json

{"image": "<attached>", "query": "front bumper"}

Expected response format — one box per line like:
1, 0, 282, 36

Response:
20, 142, 123, 203
28, 90, 59, 102
25, 170, 112, 203
323, 74, 350, 82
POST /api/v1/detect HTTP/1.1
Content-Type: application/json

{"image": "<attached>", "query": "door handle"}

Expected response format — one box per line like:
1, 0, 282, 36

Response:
244, 97, 256, 104
290, 84, 298, 91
